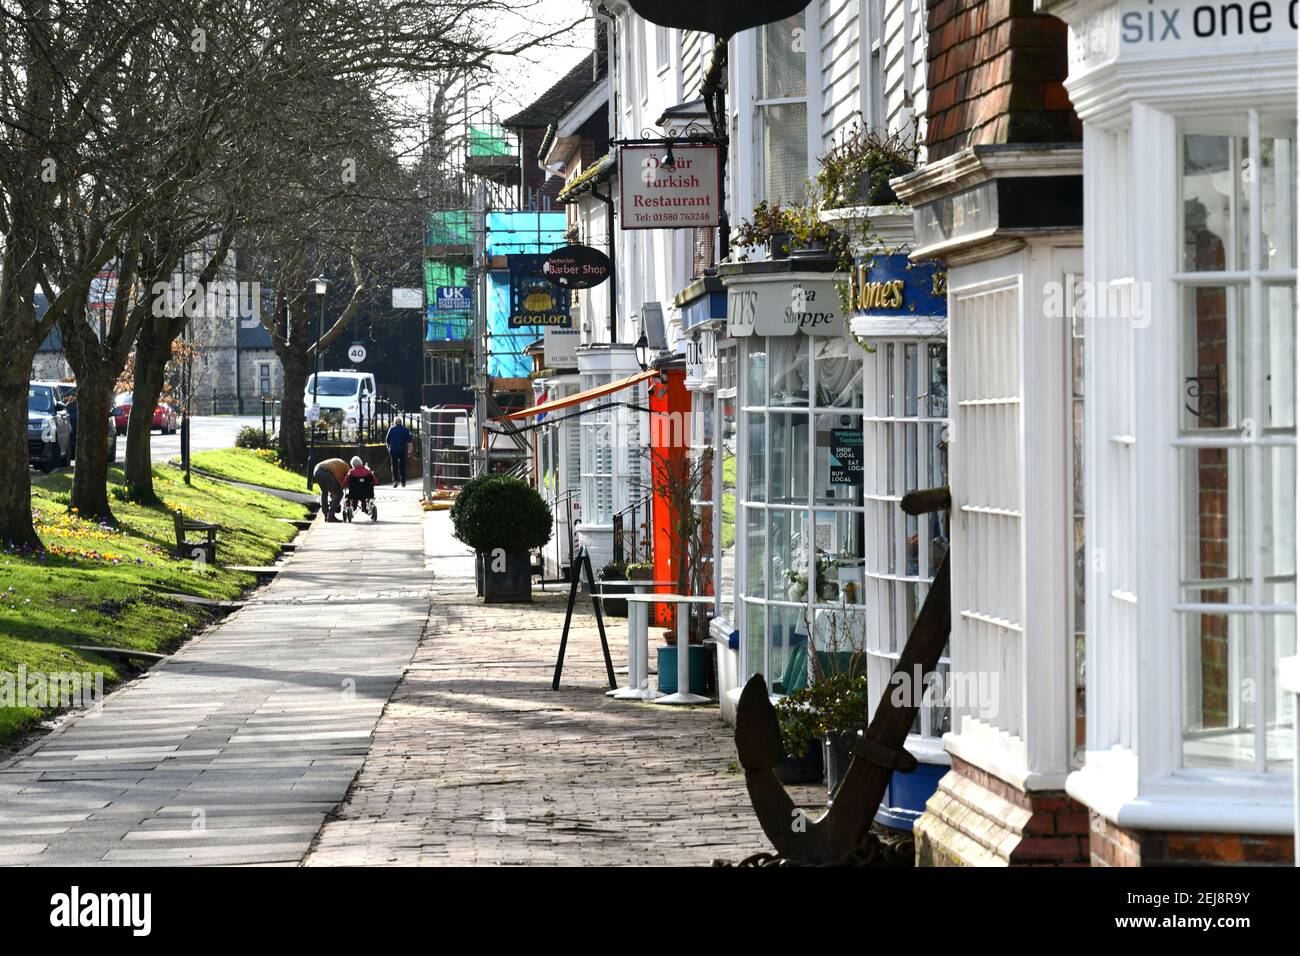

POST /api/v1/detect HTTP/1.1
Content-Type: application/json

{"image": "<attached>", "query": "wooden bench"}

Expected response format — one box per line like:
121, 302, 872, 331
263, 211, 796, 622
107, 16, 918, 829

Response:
173, 511, 220, 565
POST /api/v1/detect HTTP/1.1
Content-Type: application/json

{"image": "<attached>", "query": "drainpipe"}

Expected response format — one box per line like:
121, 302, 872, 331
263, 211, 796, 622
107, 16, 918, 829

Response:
591, 184, 617, 344
701, 36, 730, 261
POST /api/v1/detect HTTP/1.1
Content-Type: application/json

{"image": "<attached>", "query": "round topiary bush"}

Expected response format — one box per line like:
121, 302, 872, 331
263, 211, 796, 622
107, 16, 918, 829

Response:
452, 476, 552, 555
449, 473, 492, 542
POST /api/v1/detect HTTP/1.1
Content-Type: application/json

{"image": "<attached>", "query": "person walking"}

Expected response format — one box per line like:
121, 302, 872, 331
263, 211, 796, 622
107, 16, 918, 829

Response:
312, 457, 350, 521
385, 418, 412, 488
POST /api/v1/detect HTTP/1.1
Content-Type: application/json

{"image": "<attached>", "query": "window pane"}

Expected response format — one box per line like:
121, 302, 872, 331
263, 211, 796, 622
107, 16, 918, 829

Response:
1265, 613, 1297, 771
769, 411, 808, 504
813, 510, 865, 606
768, 335, 809, 406
758, 14, 806, 99
1180, 446, 1249, 603
1180, 285, 1244, 433
1183, 134, 1243, 272
745, 506, 766, 600
1260, 132, 1297, 271
745, 601, 766, 680
814, 336, 863, 408
762, 102, 809, 208
1265, 284, 1296, 430
746, 412, 765, 501
769, 508, 808, 602
1182, 612, 1254, 770
815, 413, 864, 506
1263, 446, 1296, 583
747, 345, 767, 406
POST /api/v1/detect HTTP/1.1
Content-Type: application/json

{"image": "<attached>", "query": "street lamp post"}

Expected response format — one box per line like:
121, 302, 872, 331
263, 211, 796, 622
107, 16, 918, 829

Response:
306, 274, 329, 488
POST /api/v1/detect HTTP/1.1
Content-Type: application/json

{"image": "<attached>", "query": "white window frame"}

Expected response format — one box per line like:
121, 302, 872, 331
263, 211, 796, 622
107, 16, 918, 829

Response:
861, 337, 952, 758
1172, 110, 1297, 776
754, 11, 813, 211
737, 333, 870, 691
1069, 103, 1296, 833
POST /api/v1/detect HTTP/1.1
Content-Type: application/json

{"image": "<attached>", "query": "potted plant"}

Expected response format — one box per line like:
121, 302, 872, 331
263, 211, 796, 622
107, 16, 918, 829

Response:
774, 670, 872, 798
731, 200, 797, 260
449, 474, 493, 596
784, 194, 840, 259
625, 561, 655, 581
450, 476, 552, 603
598, 560, 631, 617
817, 125, 919, 210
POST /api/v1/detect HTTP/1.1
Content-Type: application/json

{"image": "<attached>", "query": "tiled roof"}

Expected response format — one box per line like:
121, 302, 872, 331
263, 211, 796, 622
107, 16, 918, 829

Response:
504, 54, 599, 130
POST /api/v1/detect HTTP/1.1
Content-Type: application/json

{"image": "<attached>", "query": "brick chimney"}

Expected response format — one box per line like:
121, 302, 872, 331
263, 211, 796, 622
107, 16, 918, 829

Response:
925, 0, 1080, 161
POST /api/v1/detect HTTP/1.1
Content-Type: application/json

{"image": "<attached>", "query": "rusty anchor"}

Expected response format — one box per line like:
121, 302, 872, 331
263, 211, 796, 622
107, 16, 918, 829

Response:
733, 487, 952, 865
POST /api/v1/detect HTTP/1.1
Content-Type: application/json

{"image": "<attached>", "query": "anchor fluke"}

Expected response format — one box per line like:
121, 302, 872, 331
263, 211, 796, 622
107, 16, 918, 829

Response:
735, 674, 785, 770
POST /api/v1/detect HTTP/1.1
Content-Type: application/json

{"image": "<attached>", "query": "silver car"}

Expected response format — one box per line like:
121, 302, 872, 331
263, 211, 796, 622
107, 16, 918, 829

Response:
27, 383, 72, 472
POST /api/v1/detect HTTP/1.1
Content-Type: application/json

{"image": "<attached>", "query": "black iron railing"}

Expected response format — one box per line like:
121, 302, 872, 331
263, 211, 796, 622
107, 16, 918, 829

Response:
612, 492, 653, 566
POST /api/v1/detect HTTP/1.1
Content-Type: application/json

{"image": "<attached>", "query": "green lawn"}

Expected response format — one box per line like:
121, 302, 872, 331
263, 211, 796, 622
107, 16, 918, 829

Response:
189, 448, 309, 493
1, 464, 304, 743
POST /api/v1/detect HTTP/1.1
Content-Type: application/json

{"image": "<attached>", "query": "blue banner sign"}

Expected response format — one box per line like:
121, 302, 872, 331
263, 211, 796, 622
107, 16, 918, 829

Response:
434, 286, 473, 311
848, 254, 947, 317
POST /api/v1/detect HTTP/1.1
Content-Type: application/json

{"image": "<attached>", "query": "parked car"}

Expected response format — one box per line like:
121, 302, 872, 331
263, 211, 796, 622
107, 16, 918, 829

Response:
32, 381, 118, 465
27, 383, 72, 472
111, 393, 179, 435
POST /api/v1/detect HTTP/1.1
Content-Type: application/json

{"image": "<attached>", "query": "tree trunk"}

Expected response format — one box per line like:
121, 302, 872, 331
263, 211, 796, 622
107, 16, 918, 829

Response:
124, 321, 172, 504
0, 355, 41, 549
69, 370, 116, 524
279, 351, 309, 472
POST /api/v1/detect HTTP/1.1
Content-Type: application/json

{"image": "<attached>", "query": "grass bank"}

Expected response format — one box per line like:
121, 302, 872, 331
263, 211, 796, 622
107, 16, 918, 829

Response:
0, 464, 304, 744
188, 448, 309, 493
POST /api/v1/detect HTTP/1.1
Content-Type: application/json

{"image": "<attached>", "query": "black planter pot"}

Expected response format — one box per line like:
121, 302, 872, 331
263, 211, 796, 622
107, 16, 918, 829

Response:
599, 580, 632, 617
824, 732, 852, 800
788, 241, 830, 260
853, 167, 904, 206
481, 551, 532, 603
775, 741, 825, 785
474, 552, 484, 597
769, 232, 792, 260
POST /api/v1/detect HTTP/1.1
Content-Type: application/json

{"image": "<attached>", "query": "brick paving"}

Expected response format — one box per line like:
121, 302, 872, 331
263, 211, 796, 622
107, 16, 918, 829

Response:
305, 512, 795, 866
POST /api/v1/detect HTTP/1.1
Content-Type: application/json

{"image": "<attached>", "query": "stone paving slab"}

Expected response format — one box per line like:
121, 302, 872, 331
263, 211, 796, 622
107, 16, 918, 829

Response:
304, 511, 816, 867
0, 487, 430, 866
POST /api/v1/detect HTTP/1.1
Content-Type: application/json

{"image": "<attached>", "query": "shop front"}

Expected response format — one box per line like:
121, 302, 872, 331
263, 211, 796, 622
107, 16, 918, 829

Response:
843, 206, 953, 829
1048, 0, 1297, 863
719, 258, 870, 707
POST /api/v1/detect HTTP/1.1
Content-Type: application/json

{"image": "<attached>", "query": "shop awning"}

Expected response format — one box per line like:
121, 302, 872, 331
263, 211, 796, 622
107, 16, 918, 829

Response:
495, 368, 658, 422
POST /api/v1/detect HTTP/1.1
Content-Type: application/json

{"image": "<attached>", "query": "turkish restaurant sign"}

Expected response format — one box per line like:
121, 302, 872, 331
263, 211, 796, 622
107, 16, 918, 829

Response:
619, 144, 721, 230
725, 274, 845, 337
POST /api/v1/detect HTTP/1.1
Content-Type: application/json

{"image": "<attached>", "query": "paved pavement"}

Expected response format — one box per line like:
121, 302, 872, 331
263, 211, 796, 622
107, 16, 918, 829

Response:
1, 489, 805, 866
0, 485, 427, 866
304, 511, 792, 867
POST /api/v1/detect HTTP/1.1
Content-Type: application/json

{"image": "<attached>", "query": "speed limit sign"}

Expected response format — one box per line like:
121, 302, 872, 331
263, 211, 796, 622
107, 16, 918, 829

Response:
347, 343, 367, 363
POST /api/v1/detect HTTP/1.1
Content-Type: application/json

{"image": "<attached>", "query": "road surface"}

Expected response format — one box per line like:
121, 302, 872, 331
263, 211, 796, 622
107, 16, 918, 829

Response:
29, 416, 265, 475
114, 415, 264, 464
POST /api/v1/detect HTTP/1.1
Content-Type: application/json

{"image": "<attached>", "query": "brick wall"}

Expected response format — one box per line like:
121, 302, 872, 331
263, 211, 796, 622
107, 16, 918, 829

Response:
1091, 813, 1295, 865
1191, 226, 1230, 727
915, 756, 1090, 865
925, 0, 1081, 161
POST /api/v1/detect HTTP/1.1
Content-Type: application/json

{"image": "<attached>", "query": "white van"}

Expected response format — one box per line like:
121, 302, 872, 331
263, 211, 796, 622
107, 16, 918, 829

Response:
304, 370, 376, 430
